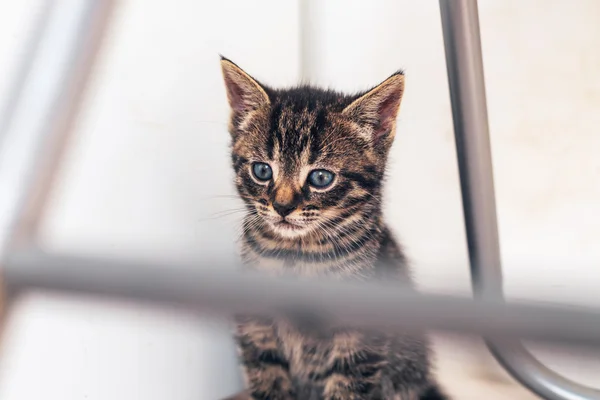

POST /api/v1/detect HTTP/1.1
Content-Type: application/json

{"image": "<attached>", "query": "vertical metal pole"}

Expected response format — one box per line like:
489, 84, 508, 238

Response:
438, 1, 600, 399
438, 0, 502, 299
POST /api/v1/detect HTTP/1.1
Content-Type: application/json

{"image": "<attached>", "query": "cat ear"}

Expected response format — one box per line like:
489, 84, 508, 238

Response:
342, 71, 405, 144
220, 56, 270, 115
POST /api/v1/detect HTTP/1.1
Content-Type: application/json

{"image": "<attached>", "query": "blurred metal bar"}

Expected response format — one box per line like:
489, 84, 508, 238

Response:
6, 249, 600, 347
0, 0, 115, 257
439, 0, 501, 299
438, 1, 600, 399
0, 0, 116, 348
0, 2, 246, 397
0, 0, 55, 149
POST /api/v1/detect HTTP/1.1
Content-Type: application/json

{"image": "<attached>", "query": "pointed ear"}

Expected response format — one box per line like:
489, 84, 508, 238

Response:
342, 71, 405, 144
220, 57, 270, 116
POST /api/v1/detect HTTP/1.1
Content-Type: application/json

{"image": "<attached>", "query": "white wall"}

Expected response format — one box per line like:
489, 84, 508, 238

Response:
1, 0, 599, 398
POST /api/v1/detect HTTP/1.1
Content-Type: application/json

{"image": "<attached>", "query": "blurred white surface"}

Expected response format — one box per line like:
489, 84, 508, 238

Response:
0, 293, 241, 400
0, 0, 599, 399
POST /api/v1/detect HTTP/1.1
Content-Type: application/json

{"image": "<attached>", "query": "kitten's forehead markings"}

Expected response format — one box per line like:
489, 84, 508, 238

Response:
298, 165, 313, 185
299, 135, 311, 166
276, 108, 290, 151
270, 129, 281, 164
272, 109, 285, 165
300, 111, 318, 166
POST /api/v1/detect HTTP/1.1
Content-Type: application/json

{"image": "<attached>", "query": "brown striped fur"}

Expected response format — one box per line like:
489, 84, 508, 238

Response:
220, 57, 449, 400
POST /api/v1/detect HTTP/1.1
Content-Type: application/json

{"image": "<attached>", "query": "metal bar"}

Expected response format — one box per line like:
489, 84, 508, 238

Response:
5, 249, 600, 347
0, 0, 255, 392
0, 0, 115, 257
0, 0, 56, 149
438, 0, 502, 299
0, 0, 116, 347
438, 1, 600, 399
0, 3, 246, 397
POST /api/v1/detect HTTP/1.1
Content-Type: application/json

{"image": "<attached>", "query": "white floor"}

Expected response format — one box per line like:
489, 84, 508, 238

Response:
433, 334, 600, 399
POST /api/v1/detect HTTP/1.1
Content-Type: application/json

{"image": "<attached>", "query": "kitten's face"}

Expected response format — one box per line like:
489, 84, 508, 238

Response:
232, 107, 377, 239
221, 58, 404, 239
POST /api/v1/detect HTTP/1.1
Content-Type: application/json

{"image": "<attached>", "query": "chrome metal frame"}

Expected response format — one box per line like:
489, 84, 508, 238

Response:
0, 1, 597, 399
438, 2, 600, 398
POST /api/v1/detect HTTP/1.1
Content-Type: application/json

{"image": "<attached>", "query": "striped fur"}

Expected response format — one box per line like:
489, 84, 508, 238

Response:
221, 57, 449, 400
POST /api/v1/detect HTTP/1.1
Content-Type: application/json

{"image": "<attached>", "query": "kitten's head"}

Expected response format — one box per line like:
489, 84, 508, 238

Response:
220, 57, 404, 239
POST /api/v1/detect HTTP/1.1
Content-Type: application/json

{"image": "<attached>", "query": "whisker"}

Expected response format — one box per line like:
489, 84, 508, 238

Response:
198, 195, 241, 201
237, 212, 263, 241
198, 208, 249, 221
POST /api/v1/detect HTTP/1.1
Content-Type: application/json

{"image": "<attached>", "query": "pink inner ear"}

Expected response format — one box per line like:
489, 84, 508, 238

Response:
224, 76, 247, 112
373, 91, 401, 141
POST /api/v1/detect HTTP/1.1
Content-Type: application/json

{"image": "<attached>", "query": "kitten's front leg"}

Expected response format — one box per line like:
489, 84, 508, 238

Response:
236, 316, 295, 400
318, 333, 447, 400
318, 356, 387, 400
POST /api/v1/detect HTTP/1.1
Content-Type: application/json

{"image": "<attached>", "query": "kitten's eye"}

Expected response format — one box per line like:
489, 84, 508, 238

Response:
252, 162, 273, 181
308, 169, 334, 188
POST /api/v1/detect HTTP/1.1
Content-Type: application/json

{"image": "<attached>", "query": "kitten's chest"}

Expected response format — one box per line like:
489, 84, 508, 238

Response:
275, 318, 358, 380
249, 257, 336, 277
243, 252, 376, 279
240, 225, 382, 277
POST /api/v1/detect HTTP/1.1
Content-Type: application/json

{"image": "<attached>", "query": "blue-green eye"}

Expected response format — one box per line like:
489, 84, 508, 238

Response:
252, 162, 272, 181
308, 169, 334, 188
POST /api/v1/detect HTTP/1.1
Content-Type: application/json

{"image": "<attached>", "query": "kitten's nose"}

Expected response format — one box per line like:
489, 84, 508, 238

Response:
273, 202, 296, 217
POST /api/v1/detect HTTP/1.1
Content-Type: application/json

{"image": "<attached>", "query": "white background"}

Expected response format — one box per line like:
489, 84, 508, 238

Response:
0, 0, 599, 398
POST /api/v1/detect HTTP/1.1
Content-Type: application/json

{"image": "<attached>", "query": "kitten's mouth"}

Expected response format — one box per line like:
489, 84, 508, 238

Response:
261, 215, 311, 238
275, 220, 301, 230
271, 219, 310, 238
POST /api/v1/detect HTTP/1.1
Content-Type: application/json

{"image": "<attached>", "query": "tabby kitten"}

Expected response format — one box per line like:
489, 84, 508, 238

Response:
220, 57, 449, 400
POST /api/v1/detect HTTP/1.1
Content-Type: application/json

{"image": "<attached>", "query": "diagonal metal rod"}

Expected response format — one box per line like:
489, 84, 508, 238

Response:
0, 1, 245, 397
0, 0, 118, 349
438, 1, 600, 399
0, 0, 115, 256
